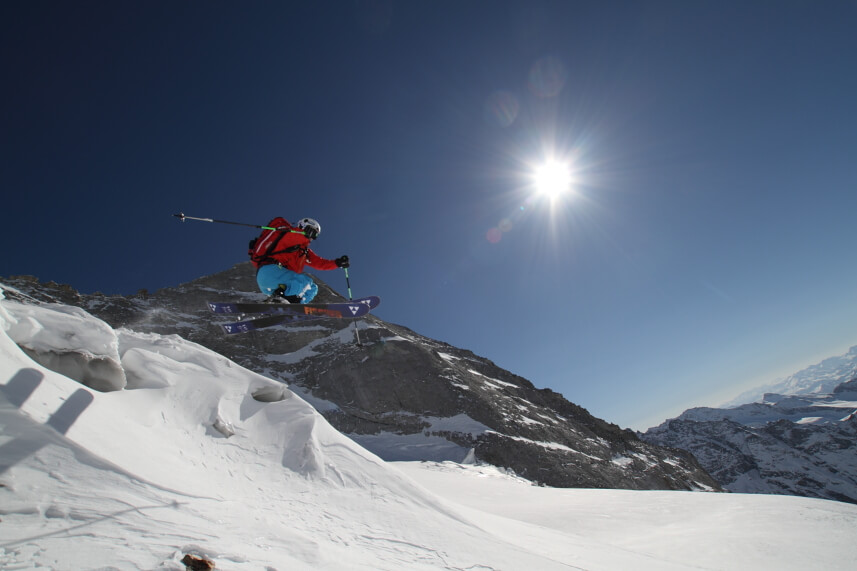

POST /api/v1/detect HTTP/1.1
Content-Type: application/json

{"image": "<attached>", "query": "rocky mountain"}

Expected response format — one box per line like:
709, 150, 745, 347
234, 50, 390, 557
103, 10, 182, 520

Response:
643, 379, 857, 504
1, 263, 719, 491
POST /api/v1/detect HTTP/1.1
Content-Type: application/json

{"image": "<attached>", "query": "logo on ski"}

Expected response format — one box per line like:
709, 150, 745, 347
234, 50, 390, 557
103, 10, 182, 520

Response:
303, 307, 342, 318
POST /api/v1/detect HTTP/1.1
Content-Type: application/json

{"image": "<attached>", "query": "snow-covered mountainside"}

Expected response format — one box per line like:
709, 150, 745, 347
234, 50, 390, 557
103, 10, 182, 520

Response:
3, 288, 856, 570
723, 345, 857, 407
2, 265, 718, 491
643, 380, 857, 504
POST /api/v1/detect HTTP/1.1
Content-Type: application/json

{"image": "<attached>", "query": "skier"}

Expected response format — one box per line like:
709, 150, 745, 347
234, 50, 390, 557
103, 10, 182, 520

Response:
250, 216, 349, 304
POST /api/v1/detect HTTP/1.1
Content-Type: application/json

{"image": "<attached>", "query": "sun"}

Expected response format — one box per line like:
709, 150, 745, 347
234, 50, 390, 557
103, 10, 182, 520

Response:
533, 160, 573, 200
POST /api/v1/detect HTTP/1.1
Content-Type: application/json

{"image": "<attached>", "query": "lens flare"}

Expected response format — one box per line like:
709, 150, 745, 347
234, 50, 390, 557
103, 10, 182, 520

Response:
528, 55, 568, 98
484, 90, 520, 127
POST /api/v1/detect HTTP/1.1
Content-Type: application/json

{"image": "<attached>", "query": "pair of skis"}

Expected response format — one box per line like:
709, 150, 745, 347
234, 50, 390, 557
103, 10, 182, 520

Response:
208, 296, 380, 334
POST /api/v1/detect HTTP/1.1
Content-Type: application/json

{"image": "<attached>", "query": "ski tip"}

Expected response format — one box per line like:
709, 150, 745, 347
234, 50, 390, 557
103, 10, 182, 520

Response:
221, 322, 252, 334
345, 295, 380, 311
365, 295, 381, 308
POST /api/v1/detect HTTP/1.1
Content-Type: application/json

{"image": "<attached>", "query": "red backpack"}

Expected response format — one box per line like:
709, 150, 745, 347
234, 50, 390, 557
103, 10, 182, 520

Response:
248, 217, 302, 268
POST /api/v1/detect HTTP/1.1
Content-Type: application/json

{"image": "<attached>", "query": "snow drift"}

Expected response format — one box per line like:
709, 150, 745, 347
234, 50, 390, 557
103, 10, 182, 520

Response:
3, 300, 126, 391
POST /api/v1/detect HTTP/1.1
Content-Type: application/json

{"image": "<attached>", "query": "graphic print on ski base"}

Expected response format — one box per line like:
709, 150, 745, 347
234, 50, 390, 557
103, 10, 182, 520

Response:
213, 296, 381, 334
208, 295, 380, 317
220, 313, 324, 334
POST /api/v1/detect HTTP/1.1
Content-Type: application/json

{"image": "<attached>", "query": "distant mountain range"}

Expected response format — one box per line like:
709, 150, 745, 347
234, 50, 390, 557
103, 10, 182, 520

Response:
1, 264, 719, 492
722, 345, 857, 407
643, 374, 857, 503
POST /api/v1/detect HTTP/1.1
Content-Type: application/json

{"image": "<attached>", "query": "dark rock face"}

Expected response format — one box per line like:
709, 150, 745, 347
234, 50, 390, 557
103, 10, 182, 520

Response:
643, 380, 857, 504
1, 264, 720, 491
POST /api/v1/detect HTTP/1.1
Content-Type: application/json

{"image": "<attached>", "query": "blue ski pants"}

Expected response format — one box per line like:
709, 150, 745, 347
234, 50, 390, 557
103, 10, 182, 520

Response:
256, 264, 319, 303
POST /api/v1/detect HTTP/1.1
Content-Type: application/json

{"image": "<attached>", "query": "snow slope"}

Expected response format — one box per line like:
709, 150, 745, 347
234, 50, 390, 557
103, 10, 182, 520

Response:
397, 461, 857, 571
2, 293, 856, 570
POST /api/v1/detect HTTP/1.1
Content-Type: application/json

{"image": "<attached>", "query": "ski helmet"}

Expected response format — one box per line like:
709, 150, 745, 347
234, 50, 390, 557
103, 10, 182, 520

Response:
297, 217, 321, 240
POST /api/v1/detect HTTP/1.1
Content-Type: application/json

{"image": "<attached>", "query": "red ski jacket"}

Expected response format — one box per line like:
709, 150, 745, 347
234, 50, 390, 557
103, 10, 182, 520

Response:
251, 217, 338, 273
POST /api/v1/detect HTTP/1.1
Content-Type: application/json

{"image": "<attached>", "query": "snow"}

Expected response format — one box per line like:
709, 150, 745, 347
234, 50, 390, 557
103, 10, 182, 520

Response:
611, 455, 635, 468
486, 430, 604, 457
467, 368, 518, 389
424, 412, 491, 435
2, 291, 857, 570
263, 324, 355, 364
347, 414, 489, 462
795, 416, 824, 425
397, 461, 857, 571
2, 299, 126, 391
815, 400, 857, 409
2, 301, 117, 358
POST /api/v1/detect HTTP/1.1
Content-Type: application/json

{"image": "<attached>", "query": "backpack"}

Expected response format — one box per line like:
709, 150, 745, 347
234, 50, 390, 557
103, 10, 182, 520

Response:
248, 217, 303, 268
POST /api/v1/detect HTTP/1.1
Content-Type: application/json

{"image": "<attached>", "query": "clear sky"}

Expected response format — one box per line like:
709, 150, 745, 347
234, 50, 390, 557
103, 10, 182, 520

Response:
3, 1, 856, 430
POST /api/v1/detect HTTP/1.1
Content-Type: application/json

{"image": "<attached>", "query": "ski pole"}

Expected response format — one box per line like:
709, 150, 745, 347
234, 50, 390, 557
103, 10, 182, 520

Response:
344, 267, 355, 300
344, 267, 363, 347
173, 212, 304, 234
173, 212, 277, 230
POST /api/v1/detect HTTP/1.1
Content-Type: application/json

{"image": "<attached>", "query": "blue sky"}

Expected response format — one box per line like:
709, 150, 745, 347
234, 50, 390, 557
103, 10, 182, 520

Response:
3, 1, 856, 430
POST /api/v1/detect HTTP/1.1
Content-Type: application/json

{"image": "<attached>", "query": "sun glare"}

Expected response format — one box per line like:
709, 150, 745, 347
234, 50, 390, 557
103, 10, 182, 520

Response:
486, 153, 582, 245
533, 161, 572, 199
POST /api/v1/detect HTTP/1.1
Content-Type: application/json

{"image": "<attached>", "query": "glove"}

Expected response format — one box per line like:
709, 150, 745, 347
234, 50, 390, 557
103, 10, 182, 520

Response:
335, 255, 350, 268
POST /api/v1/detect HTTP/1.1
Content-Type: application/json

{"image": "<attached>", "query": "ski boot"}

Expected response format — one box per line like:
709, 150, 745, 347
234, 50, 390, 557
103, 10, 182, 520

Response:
266, 284, 303, 304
